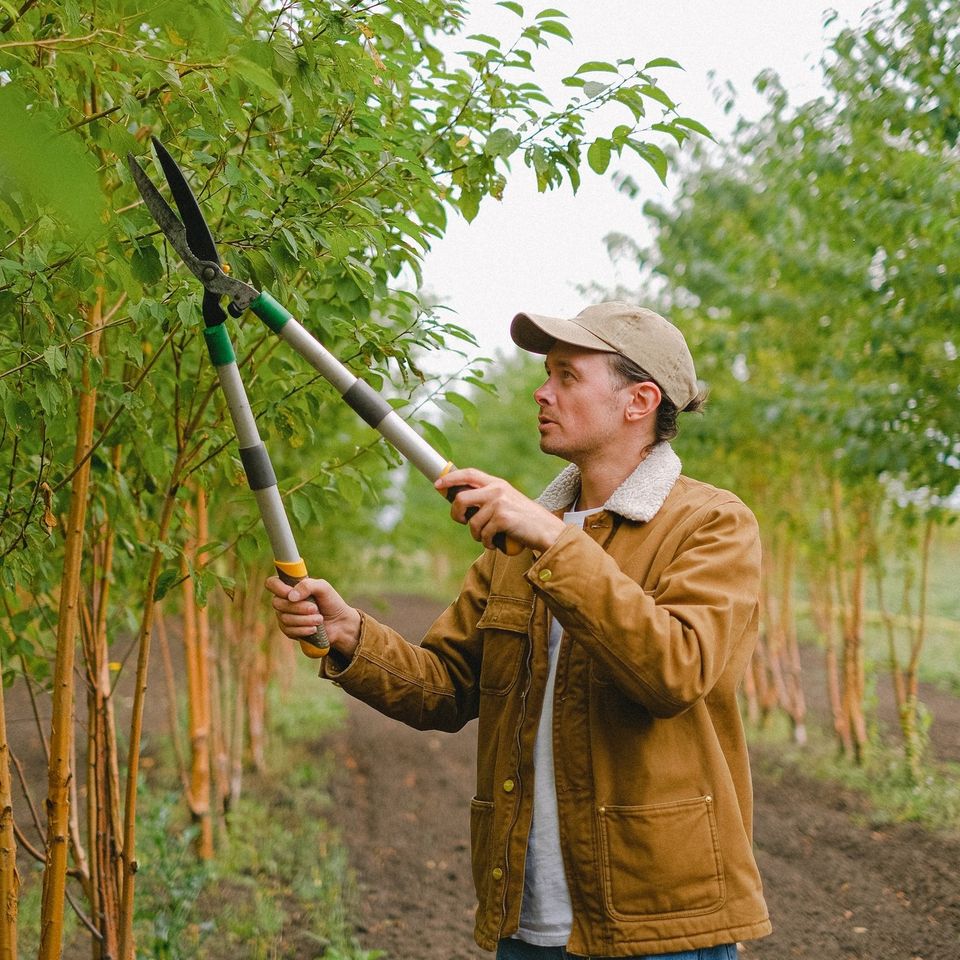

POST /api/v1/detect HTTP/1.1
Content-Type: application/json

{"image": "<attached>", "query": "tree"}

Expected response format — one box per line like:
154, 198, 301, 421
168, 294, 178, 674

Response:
0, 0, 705, 953
627, 0, 959, 768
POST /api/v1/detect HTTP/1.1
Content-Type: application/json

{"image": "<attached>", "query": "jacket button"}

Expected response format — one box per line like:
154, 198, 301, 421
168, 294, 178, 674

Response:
538, 569, 552, 582
492, 867, 504, 880
503, 779, 515, 793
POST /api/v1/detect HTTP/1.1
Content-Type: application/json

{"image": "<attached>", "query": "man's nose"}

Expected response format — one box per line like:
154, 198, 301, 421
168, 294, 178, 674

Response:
534, 379, 551, 404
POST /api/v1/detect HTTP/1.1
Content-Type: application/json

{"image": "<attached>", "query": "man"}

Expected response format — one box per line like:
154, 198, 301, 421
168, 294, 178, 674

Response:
266, 301, 772, 958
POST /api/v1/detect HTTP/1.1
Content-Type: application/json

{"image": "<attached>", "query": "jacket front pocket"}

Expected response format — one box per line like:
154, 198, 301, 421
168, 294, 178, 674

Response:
476, 595, 531, 695
597, 795, 725, 920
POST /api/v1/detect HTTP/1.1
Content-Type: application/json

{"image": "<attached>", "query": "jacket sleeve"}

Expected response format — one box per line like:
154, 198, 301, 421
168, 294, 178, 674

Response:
526, 496, 761, 717
320, 549, 495, 732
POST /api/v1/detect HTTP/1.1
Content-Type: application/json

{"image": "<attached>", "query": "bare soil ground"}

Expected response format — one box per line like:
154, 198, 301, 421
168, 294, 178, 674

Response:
327, 594, 960, 960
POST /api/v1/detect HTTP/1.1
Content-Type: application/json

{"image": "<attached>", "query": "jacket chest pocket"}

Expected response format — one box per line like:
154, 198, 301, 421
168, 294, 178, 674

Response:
476, 595, 532, 695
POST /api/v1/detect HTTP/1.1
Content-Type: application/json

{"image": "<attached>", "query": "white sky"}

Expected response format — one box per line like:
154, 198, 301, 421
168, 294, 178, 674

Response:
420, 0, 874, 370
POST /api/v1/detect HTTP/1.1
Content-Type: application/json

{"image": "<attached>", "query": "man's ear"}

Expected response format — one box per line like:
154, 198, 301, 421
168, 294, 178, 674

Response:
624, 381, 661, 422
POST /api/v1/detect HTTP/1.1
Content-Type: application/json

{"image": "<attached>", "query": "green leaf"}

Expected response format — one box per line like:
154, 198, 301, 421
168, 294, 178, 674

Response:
484, 128, 521, 159
587, 138, 612, 175
644, 57, 683, 70
538, 20, 573, 42
444, 390, 479, 427
535, 8, 568, 18
575, 60, 620, 75
468, 34, 501, 48
631, 141, 669, 184
0, 86, 104, 236
496, 1, 524, 15
673, 116, 715, 140
290, 490, 312, 528
459, 189, 480, 223
130, 244, 164, 286
154, 568, 180, 602
582, 80, 607, 98
418, 420, 454, 461
43, 345, 67, 376
638, 83, 676, 110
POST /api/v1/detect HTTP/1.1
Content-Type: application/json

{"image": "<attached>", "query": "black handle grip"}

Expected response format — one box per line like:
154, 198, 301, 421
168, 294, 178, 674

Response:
444, 485, 521, 555
276, 567, 330, 657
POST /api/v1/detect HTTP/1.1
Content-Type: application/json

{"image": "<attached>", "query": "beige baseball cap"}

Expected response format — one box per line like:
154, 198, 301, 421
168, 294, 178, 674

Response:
510, 300, 699, 409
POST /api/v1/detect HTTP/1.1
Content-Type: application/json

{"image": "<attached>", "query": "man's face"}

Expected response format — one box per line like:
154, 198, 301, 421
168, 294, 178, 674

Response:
533, 342, 627, 464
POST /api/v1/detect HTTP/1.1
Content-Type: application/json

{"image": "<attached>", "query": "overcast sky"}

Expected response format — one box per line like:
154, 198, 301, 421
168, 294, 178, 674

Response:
419, 0, 875, 370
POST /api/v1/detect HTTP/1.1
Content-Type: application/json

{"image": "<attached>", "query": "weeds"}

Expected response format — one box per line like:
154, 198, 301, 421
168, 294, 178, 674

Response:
748, 711, 960, 833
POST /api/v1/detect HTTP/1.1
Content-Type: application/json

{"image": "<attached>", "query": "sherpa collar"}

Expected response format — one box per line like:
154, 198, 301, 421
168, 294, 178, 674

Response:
536, 441, 682, 523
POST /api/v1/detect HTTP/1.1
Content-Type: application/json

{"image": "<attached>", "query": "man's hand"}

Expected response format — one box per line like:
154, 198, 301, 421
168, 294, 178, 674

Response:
264, 576, 362, 661
435, 468, 566, 553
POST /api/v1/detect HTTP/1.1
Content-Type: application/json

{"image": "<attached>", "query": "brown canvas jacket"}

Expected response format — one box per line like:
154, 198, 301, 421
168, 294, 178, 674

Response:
323, 444, 772, 956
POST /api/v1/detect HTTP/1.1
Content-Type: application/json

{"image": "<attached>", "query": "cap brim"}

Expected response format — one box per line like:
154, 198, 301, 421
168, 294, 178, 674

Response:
510, 312, 617, 355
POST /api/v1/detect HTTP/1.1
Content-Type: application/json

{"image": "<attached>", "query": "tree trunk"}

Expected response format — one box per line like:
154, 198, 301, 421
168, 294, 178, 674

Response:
780, 537, 807, 745
116, 484, 182, 960
80, 508, 123, 959
809, 570, 850, 755
180, 489, 213, 859
0, 650, 19, 960
38, 292, 104, 960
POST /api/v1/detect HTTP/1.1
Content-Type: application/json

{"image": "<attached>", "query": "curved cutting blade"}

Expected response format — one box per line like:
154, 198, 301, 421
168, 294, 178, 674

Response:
150, 136, 220, 265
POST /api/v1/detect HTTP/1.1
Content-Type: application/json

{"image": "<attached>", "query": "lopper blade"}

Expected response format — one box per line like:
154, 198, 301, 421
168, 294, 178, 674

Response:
150, 136, 221, 265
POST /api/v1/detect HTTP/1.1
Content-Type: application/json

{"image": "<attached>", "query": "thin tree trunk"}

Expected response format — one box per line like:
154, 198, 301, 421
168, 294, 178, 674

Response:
876, 515, 936, 783
116, 484, 182, 960
38, 292, 104, 960
180, 491, 213, 859
780, 537, 807, 745
809, 568, 849, 754
195, 488, 214, 856
81, 508, 122, 959
0, 648, 19, 960
156, 612, 190, 797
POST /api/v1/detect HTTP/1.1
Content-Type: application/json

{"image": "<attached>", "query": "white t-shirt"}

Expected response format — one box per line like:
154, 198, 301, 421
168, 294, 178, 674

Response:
515, 505, 602, 946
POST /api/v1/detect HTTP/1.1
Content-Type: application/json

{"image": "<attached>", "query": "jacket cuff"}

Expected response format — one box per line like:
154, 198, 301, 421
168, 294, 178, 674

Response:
319, 610, 368, 682
524, 522, 599, 601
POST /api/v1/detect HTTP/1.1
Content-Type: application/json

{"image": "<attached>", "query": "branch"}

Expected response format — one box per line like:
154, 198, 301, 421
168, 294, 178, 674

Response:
52, 318, 179, 494
0, 314, 130, 383
0, 0, 37, 34
65, 67, 201, 132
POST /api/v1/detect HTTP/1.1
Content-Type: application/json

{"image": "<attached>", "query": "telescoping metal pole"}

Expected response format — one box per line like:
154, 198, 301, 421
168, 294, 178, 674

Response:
247, 292, 522, 556
202, 321, 330, 659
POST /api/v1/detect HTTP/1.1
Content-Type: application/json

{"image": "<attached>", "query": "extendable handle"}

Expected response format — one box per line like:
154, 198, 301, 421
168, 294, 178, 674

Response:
203, 323, 330, 659
250, 292, 524, 557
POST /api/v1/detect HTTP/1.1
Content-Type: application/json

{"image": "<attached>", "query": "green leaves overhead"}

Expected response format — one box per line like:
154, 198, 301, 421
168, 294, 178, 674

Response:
0, 0, 707, 668
635, 0, 959, 530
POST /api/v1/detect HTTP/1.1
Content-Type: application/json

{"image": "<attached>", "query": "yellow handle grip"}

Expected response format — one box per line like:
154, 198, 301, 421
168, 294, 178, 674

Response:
275, 558, 329, 659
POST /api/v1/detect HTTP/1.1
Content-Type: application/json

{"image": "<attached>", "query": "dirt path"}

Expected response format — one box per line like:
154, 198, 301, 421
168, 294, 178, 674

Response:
327, 595, 960, 960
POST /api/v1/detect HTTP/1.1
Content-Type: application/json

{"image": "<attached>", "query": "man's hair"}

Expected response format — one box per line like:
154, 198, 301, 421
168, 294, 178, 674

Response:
607, 354, 706, 443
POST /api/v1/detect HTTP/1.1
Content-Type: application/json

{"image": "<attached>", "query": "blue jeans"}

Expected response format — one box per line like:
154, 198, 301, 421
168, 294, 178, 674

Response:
495, 940, 738, 960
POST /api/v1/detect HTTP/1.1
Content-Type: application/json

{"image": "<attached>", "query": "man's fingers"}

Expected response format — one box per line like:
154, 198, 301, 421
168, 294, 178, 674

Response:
435, 467, 495, 494
271, 594, 320, 616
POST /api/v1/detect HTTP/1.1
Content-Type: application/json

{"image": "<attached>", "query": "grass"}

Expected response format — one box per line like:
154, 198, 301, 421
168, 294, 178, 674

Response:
149, 674, 381, 960
747, 710, 960, 834
16, 671, 380, 960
